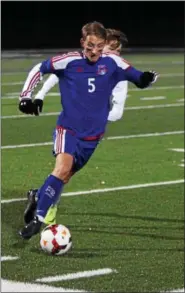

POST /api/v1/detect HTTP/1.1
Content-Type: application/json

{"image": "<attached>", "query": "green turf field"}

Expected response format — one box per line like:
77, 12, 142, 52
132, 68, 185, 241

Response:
1, 53, 184, 293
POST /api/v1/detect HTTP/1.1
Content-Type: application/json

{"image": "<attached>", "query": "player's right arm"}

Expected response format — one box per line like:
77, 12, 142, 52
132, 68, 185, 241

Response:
19, 60, 57, 116
19, 52, 81, 115
34, 74, 59, 101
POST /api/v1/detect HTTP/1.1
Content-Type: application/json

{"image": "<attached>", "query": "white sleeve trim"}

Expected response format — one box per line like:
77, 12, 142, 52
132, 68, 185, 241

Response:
52, 52, 82, 70
34, 74, 59, 100
19, 63, 42, 100
103, 53, 130, 70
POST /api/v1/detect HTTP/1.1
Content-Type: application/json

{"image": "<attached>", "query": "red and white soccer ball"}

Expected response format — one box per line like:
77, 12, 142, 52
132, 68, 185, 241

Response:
40, 224, 72, 255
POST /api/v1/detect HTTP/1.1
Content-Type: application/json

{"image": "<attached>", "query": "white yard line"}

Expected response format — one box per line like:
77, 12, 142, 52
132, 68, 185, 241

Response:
1, 141, 52, 149
1, 279, 86, 292
178, 164, 184, 167
2, 81, 25, 86
129, 85, 184, 91
106, 130, 184, 141
1, 85, 185, 100
36, 268, 117, 283
163, 289, 185, 293
1, 103, 184, 120
1, 130, 184, 150
169, 148, 185, 152
140, 96, 166, 100
1, 256, 19, 262
160, 73, 184, 77
1, 179, 184, 204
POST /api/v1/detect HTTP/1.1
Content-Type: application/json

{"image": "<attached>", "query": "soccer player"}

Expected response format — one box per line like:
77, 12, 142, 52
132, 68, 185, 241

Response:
23, 28, 130, 227
18, 21, 158, 240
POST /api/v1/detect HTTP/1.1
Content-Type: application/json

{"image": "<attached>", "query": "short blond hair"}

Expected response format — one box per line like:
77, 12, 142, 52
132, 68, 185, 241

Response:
81, 21, 107, 40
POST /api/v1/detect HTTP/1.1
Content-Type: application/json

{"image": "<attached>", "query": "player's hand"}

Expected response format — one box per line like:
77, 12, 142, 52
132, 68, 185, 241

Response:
137, 71, 159, 88
19, 98, 35, 114
33, 99, 43, 116
148, 70, 159, 84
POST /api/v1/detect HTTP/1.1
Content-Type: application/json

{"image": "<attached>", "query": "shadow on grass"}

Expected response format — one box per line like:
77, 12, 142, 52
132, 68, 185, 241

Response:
64, 211, 185, 224
2, 190, 184, 252
29, 246, 108, 258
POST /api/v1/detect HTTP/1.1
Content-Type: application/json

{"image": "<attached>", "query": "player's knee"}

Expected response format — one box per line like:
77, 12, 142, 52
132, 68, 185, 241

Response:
52, 153, 74, 183
53, 166, 70, 180
52, 165, 71, 183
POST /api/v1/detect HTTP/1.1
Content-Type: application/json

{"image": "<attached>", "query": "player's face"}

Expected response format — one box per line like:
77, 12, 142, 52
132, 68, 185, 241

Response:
103, 40, 121, 56
81, 35, 106, 62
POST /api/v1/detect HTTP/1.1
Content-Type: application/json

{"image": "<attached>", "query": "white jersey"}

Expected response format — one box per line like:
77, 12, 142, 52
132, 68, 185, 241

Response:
108, 81, 128, 121
34, 74, 128, 122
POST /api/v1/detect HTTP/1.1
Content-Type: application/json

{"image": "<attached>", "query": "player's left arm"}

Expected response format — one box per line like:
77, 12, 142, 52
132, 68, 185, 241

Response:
112, 55, 159, 89
124, 66, 158, 89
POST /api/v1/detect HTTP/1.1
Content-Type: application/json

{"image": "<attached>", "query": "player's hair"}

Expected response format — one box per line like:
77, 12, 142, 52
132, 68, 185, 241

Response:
106, 29, 128, 52
81, 21, 107, 40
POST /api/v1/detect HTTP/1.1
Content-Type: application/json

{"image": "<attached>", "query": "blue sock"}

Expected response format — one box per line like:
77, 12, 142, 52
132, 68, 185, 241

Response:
36, 175, 64, 221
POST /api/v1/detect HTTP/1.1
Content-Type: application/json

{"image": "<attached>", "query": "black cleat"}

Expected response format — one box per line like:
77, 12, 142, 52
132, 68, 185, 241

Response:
19, 216, 42, 240
24, 189, 38, 224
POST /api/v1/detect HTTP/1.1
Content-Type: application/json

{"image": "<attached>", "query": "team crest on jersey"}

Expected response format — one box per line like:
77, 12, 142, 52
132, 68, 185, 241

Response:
97, 65, 107, 75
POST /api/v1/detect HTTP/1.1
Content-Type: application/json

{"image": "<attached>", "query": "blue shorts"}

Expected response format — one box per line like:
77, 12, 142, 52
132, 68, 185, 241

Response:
52, 127, 100, 172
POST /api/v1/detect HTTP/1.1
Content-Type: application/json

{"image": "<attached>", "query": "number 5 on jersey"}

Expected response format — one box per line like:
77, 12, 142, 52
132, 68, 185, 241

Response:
88, 78, 95, 93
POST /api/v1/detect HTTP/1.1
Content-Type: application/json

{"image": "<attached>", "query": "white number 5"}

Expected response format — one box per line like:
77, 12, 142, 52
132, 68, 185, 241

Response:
88, 78, 95, 93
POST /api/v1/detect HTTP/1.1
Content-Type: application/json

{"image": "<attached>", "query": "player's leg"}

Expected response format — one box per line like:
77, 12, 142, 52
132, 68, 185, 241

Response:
24, 188, 57, 225
24, 169, 75, 225
23, 128, 77, 225
19, 128, 77, 240
23, 137, 99, 229
24, 189, 58, 225
43, 169, 75, 224
72, 138, 100, 176
43, 204, 58, 225
24, 189, 38, 224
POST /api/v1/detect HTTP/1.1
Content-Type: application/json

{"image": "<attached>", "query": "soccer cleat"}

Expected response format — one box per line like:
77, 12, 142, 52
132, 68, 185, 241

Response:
24, 189, 38, 224
19, 216, 42, 240
44, 205, 58, 225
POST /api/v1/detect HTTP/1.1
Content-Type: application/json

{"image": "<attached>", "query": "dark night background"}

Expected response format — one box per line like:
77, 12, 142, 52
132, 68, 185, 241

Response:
2, 1, 184, 49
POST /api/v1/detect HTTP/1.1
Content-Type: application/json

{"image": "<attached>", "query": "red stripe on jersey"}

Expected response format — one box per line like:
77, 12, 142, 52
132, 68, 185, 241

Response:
56, 128, 63, 154
121, 58, 131, 66
52, 52, 81, 64
20, 72, 40, 97
21, 76, 40, 97
21, 72, 40, 94
83, 133, 104, 141
26, 72, 40, 91
124, 65, 131, 70
53, 52, 80, 59
103, 52, 131, 65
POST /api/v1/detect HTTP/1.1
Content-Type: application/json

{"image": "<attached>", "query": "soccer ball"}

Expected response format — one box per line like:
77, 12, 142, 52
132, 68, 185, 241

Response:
40, 224, 72, 255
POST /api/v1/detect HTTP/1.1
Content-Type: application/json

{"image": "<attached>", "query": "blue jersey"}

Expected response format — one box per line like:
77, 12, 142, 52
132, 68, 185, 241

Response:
39, 51, 142, 139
